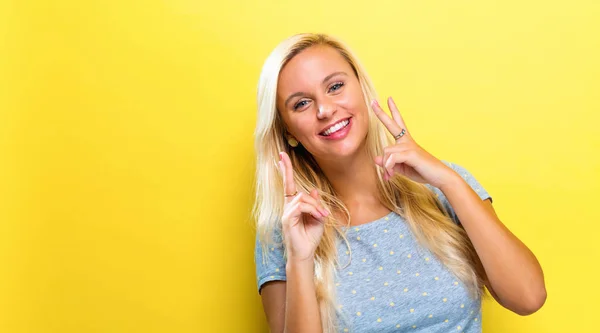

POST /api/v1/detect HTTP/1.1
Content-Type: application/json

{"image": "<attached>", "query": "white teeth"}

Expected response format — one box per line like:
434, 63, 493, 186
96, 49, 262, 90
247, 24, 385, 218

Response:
322, 119, 349, 136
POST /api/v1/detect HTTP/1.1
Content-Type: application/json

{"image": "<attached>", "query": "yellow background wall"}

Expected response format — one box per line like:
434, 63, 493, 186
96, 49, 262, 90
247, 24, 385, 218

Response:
1, 0, 598, 332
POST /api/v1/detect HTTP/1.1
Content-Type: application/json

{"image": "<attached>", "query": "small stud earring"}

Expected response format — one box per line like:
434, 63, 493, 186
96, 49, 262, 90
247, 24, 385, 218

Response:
287, 137, 298, 147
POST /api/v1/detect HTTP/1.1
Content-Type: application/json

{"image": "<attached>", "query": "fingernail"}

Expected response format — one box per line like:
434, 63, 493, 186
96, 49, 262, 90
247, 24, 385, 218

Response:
371, 100, 379, 108
279, 152, 283, 161
320, 208, 329, 216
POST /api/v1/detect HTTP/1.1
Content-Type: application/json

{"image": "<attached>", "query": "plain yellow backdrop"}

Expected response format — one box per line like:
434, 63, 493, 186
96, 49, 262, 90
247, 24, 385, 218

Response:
1, 0, 599, 332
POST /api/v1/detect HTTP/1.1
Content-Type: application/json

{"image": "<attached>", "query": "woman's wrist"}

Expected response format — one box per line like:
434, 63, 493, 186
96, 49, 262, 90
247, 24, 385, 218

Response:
286, 256, 315, 273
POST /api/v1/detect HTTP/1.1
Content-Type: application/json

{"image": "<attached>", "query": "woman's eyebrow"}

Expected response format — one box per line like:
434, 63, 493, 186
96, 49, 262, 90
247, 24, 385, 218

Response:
284, 71, 348, 108
321, 71, 347, 84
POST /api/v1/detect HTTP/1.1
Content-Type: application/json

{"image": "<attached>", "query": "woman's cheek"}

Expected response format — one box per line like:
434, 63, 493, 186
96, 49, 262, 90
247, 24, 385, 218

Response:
296, 117, 315, 139
334, 95, 352, 112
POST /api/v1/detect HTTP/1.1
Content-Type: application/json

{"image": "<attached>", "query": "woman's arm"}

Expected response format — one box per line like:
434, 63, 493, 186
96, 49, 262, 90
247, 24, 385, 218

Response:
260, 259, 322, 333
284, 259, 322, 333
261, 281, 286, 333
440, 176, 547, 315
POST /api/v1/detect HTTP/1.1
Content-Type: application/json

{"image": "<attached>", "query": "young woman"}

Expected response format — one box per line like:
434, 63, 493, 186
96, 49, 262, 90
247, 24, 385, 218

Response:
253, 33, 546, 333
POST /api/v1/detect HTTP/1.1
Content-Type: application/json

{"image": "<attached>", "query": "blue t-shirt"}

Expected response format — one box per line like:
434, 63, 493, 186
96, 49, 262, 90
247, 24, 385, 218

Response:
255, 161, 492, 332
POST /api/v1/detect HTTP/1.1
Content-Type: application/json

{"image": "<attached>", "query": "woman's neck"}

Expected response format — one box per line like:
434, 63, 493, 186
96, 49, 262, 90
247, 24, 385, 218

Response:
315, 147, 389, 225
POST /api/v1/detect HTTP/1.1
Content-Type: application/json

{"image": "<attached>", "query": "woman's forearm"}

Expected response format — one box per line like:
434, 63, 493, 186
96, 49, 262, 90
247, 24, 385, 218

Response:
284, 259, 323, 333
440, 175, 547, 315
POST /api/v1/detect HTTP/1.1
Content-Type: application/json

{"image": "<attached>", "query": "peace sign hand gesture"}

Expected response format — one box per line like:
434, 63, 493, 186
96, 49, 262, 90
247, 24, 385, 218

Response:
371, 97, 458, 190
278, 152, 328, 264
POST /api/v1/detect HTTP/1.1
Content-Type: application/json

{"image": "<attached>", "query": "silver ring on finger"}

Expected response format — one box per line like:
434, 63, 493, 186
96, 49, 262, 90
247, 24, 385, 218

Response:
394, 128, 406, 140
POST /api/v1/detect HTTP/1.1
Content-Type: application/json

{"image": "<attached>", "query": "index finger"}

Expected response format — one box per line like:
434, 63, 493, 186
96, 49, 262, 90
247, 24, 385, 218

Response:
279, 152, 297, 201
371, 100, 403, 138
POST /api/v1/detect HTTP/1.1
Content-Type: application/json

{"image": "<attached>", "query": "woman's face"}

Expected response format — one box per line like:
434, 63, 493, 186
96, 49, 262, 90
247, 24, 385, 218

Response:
276, 45, 369, 161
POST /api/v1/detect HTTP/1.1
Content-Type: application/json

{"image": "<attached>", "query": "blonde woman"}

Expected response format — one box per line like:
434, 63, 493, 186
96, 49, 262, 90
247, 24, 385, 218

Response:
253, 33, 546, 333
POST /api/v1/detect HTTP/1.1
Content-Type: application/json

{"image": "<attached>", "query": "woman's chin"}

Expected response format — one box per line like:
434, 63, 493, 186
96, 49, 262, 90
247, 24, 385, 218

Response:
320, 141, 363, 161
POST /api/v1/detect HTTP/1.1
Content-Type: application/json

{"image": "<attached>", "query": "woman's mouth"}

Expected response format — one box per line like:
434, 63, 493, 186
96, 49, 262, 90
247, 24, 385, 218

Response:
319, 117, 352, 140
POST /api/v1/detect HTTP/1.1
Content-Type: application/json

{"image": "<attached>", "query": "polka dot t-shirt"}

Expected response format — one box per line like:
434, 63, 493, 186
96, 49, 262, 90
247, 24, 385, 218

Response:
255, 161, 492, 332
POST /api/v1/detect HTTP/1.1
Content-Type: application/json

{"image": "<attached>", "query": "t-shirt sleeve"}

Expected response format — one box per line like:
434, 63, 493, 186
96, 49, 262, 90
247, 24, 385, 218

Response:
254, 227, 287, 294
427, 160, 493, 225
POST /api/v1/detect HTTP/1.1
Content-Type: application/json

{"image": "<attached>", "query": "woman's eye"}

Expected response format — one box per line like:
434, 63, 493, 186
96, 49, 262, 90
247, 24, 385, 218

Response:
328, 82, 344, 93
293, 100, 309, 110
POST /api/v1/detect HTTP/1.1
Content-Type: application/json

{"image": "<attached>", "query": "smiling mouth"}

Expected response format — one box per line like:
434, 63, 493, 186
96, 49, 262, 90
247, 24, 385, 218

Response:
320, 118, 350, 136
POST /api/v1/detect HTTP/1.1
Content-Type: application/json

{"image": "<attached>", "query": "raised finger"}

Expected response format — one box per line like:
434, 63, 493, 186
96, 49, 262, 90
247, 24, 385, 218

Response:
279, 152, 297, 201
387, 97, 408, 133
371, 100, 403, 139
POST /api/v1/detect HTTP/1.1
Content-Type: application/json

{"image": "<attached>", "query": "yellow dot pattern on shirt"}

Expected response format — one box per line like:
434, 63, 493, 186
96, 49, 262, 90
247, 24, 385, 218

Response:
270, 247, 274, 251
336, 283, 341, 286
270, 275, 274, 278
384, 229, 388, 233
339, 219, 477, 330
275, 268, 279, 272
384, 217, 389, 221
354, 227, 360, 231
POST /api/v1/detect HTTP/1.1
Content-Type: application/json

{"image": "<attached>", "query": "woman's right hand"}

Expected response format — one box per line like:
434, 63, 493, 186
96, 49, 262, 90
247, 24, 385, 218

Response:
278, 152, 328, 264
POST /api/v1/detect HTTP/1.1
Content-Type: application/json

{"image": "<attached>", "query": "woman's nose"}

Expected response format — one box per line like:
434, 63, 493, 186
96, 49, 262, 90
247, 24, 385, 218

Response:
317, 103, 335, 119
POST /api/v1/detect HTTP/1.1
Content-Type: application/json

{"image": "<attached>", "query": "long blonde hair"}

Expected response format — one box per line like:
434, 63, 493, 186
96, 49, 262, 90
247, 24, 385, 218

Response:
253, 33, 488, 333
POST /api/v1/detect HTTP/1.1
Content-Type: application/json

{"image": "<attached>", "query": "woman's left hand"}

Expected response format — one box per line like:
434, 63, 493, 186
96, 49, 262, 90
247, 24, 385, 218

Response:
372, 97, 459, 190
